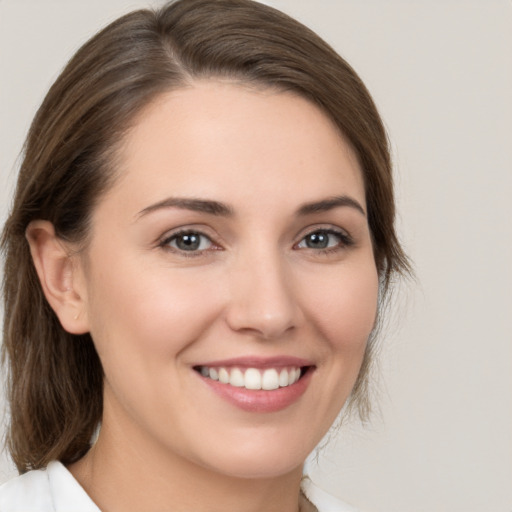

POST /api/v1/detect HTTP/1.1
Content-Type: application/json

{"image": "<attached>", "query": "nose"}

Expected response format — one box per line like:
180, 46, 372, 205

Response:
225, 248, 302, 340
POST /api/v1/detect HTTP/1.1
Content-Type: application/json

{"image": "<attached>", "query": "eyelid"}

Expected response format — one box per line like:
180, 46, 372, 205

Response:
167, 232, 212, 250
295, 224, 353, 243
156, 223, 354, 256
158, 226, 223, 256
293, 225, 355, 255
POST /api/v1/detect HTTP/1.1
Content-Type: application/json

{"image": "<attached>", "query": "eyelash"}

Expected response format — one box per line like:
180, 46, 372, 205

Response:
159, 229, 218, 258
295, 228, 354, 255
158, 227, 354, 258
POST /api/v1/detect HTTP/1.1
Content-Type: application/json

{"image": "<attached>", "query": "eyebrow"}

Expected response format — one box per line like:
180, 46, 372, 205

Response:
137, 197, 234, 218
297, 196, 366, 217
136, 194, 366, 219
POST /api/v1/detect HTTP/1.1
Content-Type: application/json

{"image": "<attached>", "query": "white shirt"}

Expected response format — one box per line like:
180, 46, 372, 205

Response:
0, 461, 358, 512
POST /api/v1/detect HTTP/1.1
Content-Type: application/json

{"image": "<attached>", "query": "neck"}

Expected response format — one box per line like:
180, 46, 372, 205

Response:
68, 414, 304, 512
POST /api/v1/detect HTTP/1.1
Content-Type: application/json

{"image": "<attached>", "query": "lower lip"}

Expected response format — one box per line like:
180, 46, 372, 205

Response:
196, 368, 314, 413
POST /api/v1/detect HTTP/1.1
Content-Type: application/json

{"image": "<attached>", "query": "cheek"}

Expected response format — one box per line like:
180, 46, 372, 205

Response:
306, 260, 379, 356
83, 249, 225, 363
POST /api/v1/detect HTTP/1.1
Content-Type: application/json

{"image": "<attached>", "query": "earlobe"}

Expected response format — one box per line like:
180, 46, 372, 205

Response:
25, 220, 89, 335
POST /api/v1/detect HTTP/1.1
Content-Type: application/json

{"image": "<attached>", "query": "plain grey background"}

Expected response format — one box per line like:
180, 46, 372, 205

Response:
1, 1, 511, 511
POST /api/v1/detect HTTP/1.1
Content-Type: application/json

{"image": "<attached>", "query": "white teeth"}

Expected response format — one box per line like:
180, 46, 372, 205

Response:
279, 369, 289, 387
198, 366, 304, 390
218, 367, 229, 384
244, 368, 262, 390
229, 368, 245, 387
261, 369, 279, 390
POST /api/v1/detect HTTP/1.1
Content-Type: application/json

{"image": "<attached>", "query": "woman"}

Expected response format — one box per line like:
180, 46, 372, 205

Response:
0, 0, 410, 510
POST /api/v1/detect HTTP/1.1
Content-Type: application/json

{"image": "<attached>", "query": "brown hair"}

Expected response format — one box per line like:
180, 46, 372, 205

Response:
1, 0, 410, 473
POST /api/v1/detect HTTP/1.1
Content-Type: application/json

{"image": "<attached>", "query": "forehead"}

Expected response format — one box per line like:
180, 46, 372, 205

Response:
104, 80, 365, 215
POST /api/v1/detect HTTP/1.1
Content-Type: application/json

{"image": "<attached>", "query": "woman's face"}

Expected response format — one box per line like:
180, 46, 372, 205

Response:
77, 81, 378, 479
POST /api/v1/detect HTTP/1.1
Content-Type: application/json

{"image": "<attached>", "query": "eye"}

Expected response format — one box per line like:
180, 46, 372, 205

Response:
296, 229, 351, 251
162, 231, 214, 253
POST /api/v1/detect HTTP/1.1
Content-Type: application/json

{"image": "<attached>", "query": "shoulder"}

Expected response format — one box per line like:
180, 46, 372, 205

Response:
0, 465, 54, 511
0, 461, 100, 512
302, 476, 360, 512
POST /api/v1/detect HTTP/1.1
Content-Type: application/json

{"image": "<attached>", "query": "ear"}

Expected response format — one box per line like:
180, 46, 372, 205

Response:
26, 220, 89, 335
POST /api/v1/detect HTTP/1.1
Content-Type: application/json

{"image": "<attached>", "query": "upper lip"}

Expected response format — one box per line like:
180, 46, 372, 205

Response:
193, 355, 315, 369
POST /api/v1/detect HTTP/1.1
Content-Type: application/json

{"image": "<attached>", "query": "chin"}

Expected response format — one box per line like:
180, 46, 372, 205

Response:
205, 454, 304, 480
192, 430, 314, 480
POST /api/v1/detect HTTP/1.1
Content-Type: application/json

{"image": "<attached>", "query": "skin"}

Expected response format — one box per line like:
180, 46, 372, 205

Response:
29, 81, 379, 512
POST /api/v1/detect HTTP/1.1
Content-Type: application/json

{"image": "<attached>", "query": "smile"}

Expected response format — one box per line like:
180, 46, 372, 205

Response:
196, 366, 303, 391
193, 358, 315, 413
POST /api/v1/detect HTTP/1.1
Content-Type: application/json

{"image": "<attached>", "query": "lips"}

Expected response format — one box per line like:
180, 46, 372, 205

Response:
193, 356, 315, 413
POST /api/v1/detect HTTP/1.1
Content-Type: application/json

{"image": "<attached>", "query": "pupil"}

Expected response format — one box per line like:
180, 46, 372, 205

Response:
177, 234, 200, 251
307, 232, 328, 249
